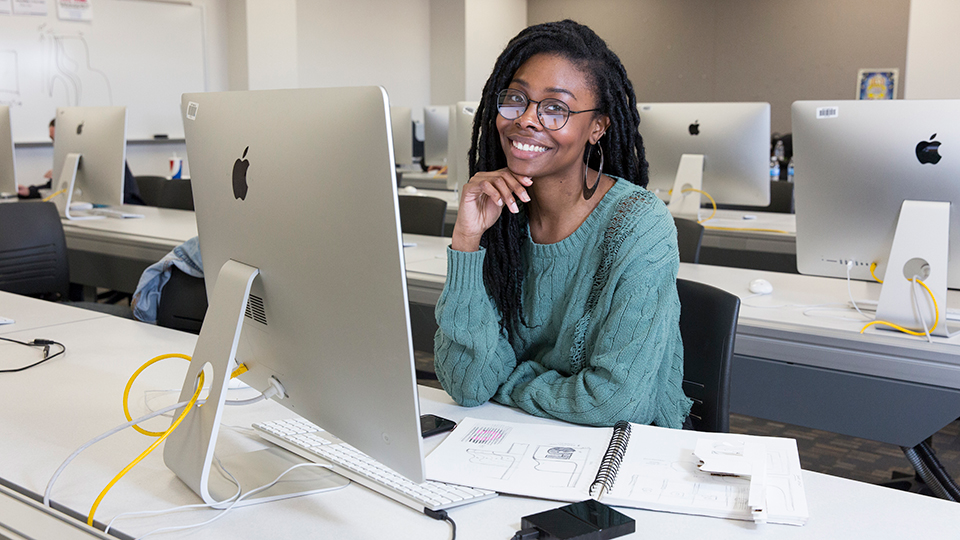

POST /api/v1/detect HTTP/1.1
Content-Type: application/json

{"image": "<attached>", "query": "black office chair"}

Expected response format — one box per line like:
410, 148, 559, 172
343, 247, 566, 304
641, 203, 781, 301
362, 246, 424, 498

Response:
677, 278, 740, 433
398, 195, 447, 236
156, 266, 207, 334
673, 217, 704, 264
0, 202, 70, 299
157, 179, 195, 211
135, 176, 166, 207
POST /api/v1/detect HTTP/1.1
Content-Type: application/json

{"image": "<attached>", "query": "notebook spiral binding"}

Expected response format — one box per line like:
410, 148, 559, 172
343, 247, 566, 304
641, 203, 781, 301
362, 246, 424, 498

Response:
588, 420, 632, 498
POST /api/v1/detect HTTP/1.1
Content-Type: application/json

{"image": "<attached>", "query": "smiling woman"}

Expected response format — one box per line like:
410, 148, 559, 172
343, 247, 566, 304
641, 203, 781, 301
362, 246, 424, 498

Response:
434, 20, 692, 429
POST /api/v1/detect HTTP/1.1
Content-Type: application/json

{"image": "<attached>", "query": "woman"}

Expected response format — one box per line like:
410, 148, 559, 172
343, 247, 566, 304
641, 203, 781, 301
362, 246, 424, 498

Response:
434, 20, 691, 429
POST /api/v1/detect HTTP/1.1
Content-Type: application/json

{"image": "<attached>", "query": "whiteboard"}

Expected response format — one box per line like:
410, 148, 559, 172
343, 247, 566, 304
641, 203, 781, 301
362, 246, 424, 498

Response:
0, 0, 206, 142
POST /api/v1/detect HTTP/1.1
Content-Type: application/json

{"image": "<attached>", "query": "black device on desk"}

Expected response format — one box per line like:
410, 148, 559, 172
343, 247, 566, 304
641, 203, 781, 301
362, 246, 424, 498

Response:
420, 414, 455, 438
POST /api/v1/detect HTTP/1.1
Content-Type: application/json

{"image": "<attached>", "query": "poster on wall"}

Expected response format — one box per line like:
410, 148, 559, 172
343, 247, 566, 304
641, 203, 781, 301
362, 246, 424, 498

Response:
12, 0, 46, 15
857, 69, 898, 100
57, 0, 91, 21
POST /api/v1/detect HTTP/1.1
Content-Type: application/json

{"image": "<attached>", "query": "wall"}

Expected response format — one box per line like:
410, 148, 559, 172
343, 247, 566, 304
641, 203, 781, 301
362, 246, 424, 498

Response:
905, 0, 960, 99
464, 0, 528, 102
297, 0, 431, 120
527, 0, 910, 134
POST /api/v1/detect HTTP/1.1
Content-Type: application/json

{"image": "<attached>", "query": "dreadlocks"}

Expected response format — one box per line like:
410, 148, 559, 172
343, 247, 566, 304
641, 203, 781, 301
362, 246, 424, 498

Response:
469, 19, 648, 344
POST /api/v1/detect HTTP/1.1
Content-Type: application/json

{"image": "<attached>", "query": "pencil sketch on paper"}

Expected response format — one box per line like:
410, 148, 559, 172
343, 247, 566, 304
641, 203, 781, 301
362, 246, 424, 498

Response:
39, 24, 113, 106
0, 50, 22, 106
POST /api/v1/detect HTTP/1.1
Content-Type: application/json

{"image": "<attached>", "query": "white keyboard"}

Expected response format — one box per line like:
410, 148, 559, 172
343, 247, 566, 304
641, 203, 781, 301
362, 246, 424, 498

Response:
252, 418, 496, 512
85, 207, 145, 219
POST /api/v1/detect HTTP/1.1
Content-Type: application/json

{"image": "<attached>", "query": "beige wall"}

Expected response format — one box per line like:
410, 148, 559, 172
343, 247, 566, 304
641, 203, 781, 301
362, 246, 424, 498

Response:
528, 0, 910, 134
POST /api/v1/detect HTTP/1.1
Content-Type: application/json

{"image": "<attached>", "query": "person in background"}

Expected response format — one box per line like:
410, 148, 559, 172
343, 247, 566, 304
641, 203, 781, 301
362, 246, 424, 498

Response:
18, 117, 145, 205
433, 20, 691, 429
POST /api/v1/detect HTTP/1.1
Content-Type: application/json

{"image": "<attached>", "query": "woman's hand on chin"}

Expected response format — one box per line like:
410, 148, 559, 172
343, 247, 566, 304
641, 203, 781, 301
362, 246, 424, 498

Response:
450, 168, 533, 252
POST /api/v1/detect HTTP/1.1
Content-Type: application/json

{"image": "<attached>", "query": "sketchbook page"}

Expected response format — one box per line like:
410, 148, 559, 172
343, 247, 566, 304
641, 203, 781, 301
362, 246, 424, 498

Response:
424, 417, 613, 502
603, 425, 808, 526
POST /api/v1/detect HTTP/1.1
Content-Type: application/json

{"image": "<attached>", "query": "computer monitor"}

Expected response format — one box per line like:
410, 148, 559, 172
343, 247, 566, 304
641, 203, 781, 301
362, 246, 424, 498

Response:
638, 102, 771, 215
51, 106, 127, 217
165, 86, 424, 506
390, 106, 414, 167
445, 101, 478, 191
0, 106, 15, 197
423, 105, 449, 167
793, 99, 960, 336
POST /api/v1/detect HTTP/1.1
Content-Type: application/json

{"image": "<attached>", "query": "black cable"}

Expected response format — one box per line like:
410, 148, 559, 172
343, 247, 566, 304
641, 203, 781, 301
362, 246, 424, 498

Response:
512, 528, 540, 540
423, 508, 457, 540
0, 337, 66, 373
915, 440, 960, 501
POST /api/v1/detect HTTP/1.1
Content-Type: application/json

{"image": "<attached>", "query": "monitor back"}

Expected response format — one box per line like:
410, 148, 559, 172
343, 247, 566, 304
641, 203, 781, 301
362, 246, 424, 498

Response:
423, 105, 449, 167
639, 102, 770, 205
793, 99, 960, 289
182, 87, 425, 482
0, 106, 15, 195
52, 107, 126, 207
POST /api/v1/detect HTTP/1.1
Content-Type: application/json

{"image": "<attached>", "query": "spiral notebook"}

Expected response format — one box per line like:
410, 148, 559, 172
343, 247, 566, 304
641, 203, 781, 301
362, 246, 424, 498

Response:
425, 417, 808, 525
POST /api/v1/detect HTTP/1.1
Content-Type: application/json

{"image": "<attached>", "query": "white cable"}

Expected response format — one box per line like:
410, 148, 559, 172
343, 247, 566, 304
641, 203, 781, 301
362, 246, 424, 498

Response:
845, 261, 872, 320
104, 456, 241, 535
911, 277, 933, 343
44, 400, 190, 507
134, 462, 339, 540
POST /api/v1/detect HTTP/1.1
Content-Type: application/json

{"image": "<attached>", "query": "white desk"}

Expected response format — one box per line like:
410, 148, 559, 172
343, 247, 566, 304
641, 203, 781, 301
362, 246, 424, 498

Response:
402, 240, 960, 447
0, 291, 958, 539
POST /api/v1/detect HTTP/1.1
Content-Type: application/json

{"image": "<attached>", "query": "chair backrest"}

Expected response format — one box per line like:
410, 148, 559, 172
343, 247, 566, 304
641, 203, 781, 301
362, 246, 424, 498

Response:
135, 176, 166, 207
157, 178, 195, 211
156, 266, 207, 334
0, 202, 70, 299
397, 195, 447, 236
673, 217, 704, 264
677, 278, 740, 432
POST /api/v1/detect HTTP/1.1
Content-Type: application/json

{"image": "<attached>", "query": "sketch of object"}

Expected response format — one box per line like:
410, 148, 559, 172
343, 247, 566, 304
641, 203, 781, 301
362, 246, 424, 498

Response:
467, 443, 528, 481
532, 445, 590, 488
0, 50, 21, 104
462, 425, 511, 446
40, 27, 113, 106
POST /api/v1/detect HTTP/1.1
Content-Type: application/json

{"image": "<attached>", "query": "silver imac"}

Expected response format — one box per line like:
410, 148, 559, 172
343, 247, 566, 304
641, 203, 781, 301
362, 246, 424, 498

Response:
445, 101, 478, 191
0, 106, 15, 198
390, 106, 414, 167
423, 105, 449, 167
51, 106, 127, 217
793, 99, 960, 336
166, 86, 424, 506
639, 102, 771, 212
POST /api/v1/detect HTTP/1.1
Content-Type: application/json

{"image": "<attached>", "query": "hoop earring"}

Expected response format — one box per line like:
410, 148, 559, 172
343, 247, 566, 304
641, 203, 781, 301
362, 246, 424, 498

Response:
582, 143, 604, 200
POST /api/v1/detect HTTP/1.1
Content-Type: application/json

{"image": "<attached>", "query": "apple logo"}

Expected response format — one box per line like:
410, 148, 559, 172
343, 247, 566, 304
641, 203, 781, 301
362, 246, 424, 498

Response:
916, 134, 942, 165
688, 121, 700, 136
232, 146, 250, 200
76, 122, 84, 135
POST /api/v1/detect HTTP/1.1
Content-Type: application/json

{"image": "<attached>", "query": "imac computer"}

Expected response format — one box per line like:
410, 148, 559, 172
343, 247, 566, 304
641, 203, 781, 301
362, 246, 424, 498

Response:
445, 101, 478, 191
390, 106, 414, 168
793, 99, 960, 337
638, 102, 771, 218
51, 106, 127, 219
166, 86, 425, 506
423, 105, 449, 168
0, 106, 15, 198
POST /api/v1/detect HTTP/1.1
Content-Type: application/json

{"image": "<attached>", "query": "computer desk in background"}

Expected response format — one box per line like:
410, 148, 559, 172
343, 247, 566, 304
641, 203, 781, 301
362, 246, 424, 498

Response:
0, 290, 958, 539
403, 240, 960, 449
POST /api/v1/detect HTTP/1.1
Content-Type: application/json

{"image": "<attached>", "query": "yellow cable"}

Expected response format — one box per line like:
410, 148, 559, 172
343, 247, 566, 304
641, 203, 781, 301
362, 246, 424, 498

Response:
42, 188, 66, 202
677, 187, 717, 224
869, 262, 884, 284
123, 353, 192, 437
703, 226, 791, 234
88, 371, 204, 526
860, 278, 939, 336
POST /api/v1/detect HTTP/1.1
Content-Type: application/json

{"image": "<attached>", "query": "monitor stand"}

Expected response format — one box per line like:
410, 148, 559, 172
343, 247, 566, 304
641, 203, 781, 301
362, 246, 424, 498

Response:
875, 200, 958, 338
53, 153, 102, 221
162, 260, 348, 508
666, 154, 704, 220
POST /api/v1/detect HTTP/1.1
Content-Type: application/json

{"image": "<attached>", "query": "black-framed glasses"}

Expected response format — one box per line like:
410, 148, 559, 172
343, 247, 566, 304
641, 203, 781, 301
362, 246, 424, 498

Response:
496, 88, 600, 131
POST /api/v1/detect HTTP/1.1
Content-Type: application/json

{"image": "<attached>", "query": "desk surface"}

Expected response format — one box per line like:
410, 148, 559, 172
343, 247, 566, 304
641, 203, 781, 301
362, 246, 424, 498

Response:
1, 291, 958, 539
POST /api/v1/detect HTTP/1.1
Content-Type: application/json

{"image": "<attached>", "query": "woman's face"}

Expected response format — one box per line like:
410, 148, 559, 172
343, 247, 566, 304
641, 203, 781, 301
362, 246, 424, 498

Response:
496, 53, 609, 182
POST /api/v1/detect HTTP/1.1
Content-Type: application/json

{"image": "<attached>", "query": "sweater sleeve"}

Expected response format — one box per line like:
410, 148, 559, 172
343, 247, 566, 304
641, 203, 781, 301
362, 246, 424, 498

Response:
433, 247, 519, 407
494, 216, 692, 429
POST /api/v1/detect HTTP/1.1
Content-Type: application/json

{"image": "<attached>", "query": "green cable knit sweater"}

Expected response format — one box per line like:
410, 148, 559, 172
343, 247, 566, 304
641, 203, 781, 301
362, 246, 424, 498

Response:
434, 178, 692, 428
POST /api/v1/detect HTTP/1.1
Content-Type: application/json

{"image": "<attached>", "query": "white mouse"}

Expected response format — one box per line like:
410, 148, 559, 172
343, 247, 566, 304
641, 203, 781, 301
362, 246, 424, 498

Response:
748, 278, 773, 295
402, 185, 418, 194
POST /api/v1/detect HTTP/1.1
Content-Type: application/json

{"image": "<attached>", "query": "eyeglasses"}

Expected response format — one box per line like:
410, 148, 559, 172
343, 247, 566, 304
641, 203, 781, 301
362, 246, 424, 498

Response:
496, 89, 600, 131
